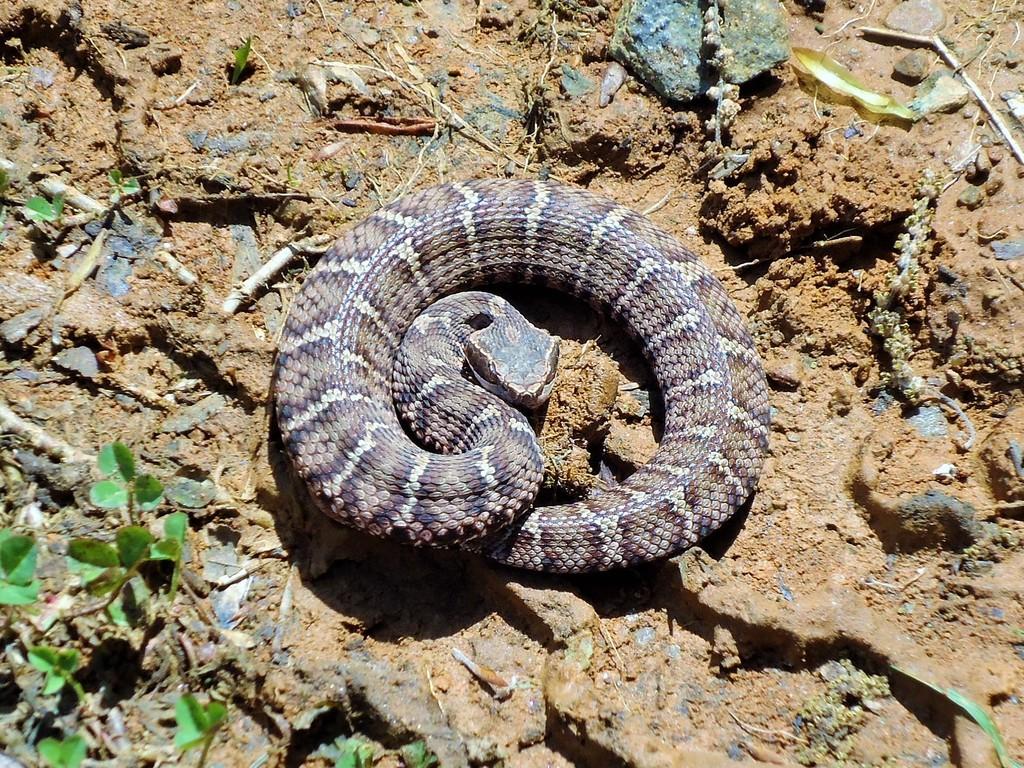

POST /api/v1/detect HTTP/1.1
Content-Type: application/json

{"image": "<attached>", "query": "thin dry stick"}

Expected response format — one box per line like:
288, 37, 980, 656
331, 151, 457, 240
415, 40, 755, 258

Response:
38, 177, 106, 215
729, 711, 809, 745
859, 26, 1024, 164
314, 55, 531, 172
0, 401, 94, 463
153, 245, 198, 285
641, 189, 673, 216
333, 117, 437, 136
222, 234, 334, 314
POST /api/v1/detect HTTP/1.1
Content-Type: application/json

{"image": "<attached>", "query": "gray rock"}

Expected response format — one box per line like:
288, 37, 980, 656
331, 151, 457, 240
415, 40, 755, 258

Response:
609, 0, 789, 102
957, 185, 985, 210
161, 393, 227, 433
166, 477, 218, 508
885, 0, 946, 35
910, 72, 969, 115
53, 346, 98, 378
1, 307, 46, 344
633, 626, 656, 646
610, 0, 704, 101
893, 50, 930, 83
720, 0, 791, 85
560, 64, 595, 98
991, 238, 1024, 260
893, 489, 983, 550
906, 405, 948, 437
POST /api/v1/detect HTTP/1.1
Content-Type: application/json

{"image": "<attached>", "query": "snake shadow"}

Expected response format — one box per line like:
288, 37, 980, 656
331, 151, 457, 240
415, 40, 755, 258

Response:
269, 425, 752, 646
266, 288, 753, 644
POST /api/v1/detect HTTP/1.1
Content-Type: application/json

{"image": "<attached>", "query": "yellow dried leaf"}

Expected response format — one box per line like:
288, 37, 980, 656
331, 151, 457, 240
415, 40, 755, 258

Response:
792, 47, 917, 122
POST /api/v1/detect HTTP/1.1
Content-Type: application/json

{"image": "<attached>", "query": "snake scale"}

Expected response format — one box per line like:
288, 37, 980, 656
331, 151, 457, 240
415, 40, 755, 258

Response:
274, 179, 770, 573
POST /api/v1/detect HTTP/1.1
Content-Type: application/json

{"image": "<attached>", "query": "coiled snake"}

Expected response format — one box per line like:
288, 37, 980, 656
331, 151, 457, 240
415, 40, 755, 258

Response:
274, 179, 769, 573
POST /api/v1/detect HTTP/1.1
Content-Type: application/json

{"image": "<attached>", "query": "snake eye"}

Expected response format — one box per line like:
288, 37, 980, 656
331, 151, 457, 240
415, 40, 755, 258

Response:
466, 313, 492, 331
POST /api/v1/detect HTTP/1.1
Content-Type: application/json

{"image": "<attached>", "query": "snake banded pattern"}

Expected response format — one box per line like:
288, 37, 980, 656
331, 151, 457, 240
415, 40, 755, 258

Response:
274, 179, 770, 573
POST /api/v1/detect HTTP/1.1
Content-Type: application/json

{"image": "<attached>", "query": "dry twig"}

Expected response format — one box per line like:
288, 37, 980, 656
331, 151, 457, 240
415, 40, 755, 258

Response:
222, 234, 334, 314
333, 116, 437, 136
858, 26, 1024, 164
451, 648, 516, 700
0, 400, 94, 463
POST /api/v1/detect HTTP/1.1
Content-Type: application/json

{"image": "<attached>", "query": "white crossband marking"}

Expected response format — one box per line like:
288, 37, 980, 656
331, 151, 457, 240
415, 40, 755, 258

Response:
328, 422, 388, 494
508, 418, 534, 436
405, 375, 447, 422
284, 387, 371, 432
650, 307, 702, 345
669, 368, 724, 394
394, 453, 432, 520
326, 257, 372, 276
524, 182, 550, 240
709, 452, 744, 498
454, 183, 481, 242
471, 405, 501, 429
577, 206, 630, 288
378, 209, 418, 229
728, 402, 768, 436
478, 445, 496, 485
614, 257, 662, 311
353, 296, 389, 338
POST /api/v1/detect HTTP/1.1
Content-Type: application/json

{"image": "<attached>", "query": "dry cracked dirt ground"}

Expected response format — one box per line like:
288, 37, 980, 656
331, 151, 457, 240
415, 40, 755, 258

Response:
0, 0, 1022, 766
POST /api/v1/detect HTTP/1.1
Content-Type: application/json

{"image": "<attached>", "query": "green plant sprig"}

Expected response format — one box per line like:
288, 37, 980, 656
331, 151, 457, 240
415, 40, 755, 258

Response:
0, 530, 41, 636
230, 37, 253, 85
175, 694, 228, 768
24, 193, 64, 224
107, 170, 141, 204
38, 733, 87, 768
66, 512, 187, 622
90, 442, 165, 522
28, 646, 85, 702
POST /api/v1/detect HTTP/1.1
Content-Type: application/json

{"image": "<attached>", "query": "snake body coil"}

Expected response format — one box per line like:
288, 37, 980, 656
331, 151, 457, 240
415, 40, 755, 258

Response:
274, 180, 769, 573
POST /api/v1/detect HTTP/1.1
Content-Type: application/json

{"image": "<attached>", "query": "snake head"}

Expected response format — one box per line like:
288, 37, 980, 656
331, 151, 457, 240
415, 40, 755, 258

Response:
466, 315, 559, 411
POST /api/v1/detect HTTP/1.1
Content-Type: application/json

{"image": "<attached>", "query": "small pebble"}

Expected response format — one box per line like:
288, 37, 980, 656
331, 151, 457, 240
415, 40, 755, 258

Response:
991, 239, 1024, 260
907, 405, 948, 437
893, 51, 930, 84
957, 185, 985, 210
53, 346, 99, 378
633, 627, 656, 646
598, 61, 627, 107
161, 393, 227, 433
0, 307, 46, 344
983, 174, 1003, 196
28, 66, 55, 88
885, 0, 946, 35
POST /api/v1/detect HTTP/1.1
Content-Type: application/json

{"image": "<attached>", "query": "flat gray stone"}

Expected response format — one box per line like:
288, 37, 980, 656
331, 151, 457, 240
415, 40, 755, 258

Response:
910, 72, 969, 115
906, 405, 947, 438
992, 238, 1024, 260
720, 0, 791, 85
53, 346, 98, 378
609, 0, 789, 102
161, 393, 227, 433
0, 307, 46, 344
885, 0, 946, 35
